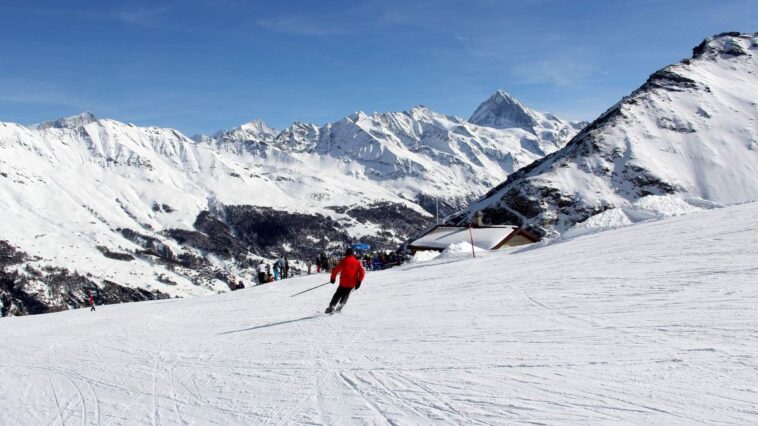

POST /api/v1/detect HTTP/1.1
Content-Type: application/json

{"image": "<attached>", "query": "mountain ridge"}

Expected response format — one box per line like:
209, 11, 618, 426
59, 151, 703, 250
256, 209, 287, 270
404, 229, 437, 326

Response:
0, 91, 582, 315
453, 32, 758, 236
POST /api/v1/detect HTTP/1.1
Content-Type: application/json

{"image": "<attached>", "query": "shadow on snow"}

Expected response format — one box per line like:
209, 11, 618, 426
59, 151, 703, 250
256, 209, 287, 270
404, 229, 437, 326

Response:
218, 315, 320, 335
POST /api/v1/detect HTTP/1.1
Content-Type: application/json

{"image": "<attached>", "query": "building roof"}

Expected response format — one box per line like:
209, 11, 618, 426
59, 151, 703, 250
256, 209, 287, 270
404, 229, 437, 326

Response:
409, 225, 522, 251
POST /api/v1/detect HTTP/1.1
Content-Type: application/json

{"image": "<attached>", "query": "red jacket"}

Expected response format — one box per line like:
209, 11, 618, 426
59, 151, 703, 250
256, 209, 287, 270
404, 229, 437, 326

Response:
331, 255, 365, 289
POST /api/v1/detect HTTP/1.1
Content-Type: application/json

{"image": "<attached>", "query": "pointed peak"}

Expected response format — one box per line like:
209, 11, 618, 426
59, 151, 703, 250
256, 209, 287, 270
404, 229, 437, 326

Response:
238, 119, 277, 135
407, 104, 431, 114
492, 89, 518, 101
469, 90, 537, 131
488, 90, 530, 110
346, 111, 369, 122
217, 119, 278, 142
404, 105, 441, 122
37, 112, 98, 130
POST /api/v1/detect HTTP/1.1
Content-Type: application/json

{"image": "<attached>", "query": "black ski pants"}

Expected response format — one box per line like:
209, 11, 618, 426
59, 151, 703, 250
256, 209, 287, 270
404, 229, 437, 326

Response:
328, 285, 353, 308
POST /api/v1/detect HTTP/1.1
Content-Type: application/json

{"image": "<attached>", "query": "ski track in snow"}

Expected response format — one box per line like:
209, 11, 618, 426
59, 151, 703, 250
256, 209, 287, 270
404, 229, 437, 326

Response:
1, 203, 757, 424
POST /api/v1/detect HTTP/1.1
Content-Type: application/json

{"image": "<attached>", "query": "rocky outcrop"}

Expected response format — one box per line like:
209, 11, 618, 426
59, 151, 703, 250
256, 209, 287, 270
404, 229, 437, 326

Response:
0, 241, 170, 316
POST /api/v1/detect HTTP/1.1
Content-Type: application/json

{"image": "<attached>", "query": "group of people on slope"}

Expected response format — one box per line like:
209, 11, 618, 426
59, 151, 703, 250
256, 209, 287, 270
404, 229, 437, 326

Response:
85, 247, 369, 314
359, 251, 402, 271
256, 256, 290, 285
304, 251, 403, 274
306, 252, 333, 274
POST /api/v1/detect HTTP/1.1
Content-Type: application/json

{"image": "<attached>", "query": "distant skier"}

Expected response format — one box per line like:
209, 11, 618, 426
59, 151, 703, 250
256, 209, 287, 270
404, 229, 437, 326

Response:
273, 261, 280, 281
257, 263, 267, 285
325, 248, 365, 314
283, 256, 290, 279
88, 291, 96, 312
306, 258, 312, 275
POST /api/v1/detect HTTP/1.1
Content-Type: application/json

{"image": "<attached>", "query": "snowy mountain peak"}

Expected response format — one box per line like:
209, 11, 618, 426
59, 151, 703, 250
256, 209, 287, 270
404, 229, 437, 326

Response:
468, 90, 587, 153
692, 32, 757, 59
210, 119, 279, 151
346, 111, 369, 122
491, 89, 528, 107
36, 111, 98, 130
456, 32, 758, 237
405, 105, 436, 120
469, 90, 538, 131
237, 119, 277, 138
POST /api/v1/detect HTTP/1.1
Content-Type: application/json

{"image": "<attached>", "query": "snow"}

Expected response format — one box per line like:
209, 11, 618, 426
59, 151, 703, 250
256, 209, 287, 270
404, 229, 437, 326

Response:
407, 250, 440, 264
0, 92, 582, 296
437, 241, 490, 259
1, 202, 756, 424
563, 194, 708, 239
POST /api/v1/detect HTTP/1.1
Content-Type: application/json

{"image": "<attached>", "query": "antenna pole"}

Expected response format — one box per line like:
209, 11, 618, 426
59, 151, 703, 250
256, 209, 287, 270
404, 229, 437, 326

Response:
468, 224, 476, 258
436, 197, 439, 224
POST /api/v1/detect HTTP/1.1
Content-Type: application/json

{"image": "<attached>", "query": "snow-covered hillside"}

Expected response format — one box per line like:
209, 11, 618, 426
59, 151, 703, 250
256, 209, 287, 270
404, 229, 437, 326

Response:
456, 32, 758, 236
0, 93, 581, 314
0, 202, 755, 424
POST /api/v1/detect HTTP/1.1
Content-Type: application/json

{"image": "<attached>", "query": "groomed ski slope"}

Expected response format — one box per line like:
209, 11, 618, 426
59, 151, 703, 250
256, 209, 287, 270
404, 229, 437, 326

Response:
1, 203, 757, 425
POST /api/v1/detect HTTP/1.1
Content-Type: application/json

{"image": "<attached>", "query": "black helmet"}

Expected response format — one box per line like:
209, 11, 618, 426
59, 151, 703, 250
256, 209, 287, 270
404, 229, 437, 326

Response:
345, 247, 355, 256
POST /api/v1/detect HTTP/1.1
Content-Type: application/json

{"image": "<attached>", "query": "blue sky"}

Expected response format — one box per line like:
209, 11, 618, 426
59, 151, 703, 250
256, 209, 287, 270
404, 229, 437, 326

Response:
0, 0, 755, 135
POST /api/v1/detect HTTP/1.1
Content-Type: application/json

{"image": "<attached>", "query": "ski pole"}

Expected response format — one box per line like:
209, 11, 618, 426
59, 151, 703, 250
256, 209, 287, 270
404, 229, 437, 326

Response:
290, 282, 330, 298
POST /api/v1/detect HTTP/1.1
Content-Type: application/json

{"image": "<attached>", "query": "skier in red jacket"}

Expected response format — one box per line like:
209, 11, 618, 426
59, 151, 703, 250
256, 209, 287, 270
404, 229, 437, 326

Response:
326, 248, 366, 314
88, 291, 96, 312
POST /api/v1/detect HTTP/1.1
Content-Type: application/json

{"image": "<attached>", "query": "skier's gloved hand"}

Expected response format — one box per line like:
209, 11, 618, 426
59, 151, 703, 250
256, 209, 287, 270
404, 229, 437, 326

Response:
330, 278, 335, 284
355, 280, 361, 290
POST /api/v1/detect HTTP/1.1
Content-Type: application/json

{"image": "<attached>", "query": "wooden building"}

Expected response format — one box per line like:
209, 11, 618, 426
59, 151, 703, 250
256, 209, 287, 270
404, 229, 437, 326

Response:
409, 225, 539, 252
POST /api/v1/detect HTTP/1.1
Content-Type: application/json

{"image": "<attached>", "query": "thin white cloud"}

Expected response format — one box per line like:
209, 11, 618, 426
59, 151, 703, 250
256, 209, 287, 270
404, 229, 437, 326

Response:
256, 16, 346, 36
0, 78, 84, 108
112, 6, 172, 27
510, 57, 597, 87
254, 1, 396, 36
454, 29, 601, 88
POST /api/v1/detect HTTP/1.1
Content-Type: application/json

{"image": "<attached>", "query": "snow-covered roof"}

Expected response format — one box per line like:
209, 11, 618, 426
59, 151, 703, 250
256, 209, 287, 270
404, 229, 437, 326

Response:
410, 225, 520, 250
